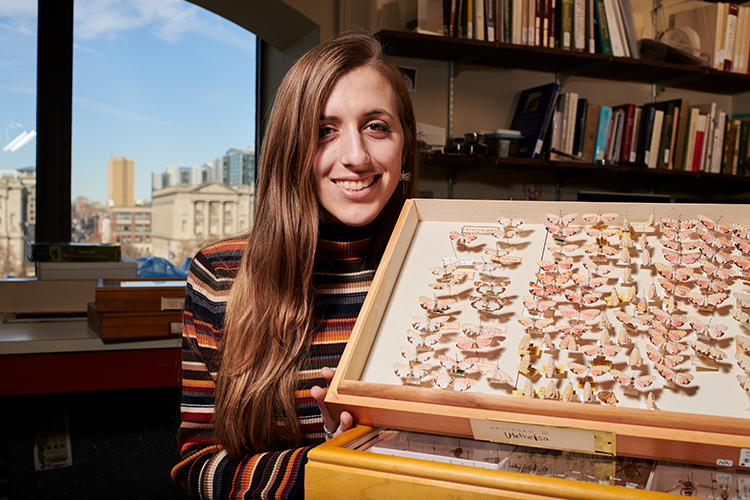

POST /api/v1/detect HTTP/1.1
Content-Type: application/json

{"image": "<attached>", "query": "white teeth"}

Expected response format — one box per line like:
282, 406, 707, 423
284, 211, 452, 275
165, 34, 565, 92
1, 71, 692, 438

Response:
337, 177, 374, 191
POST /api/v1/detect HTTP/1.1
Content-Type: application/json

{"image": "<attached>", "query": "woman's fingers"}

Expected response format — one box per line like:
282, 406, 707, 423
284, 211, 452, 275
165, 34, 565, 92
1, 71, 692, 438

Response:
313, 367, 355, 440
321, 366, 335, 385
310, 384, 337, 438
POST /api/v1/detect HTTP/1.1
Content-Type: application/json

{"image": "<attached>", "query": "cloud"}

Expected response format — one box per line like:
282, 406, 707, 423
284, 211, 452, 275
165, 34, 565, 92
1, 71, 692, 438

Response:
0, 84, 35, 95
0, 0, 37, 19
73, 43, 101, 55
74, 96, 176, 126
73, 0, 255, 53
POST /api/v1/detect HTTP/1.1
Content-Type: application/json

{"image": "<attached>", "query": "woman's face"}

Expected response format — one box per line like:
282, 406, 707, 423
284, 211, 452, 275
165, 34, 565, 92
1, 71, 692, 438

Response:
313, 66, 404, 227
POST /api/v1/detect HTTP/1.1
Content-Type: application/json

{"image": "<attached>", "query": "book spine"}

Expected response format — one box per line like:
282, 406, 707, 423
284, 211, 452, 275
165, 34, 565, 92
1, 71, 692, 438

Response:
630, 107, 641, 163
612, 110, 625, 162
586, 0, 595, 53
647, 110, 663, 169
672, 100, 690, 171
487, 0, 497, 40
565, 93, 579, 153
604, 109, 617, 160
504, 0, 512, 42
522, 0, 528, 43
613, 104, 635, 163
467, 0, 474, 38
724, 3, 739, 71
739, 120, 750, 168
711, 111, 726, 173
594, 106, 612, 161
635, 106, 655, 166
574, 0, 586, 51
733, 5, 745, 72
593, 0, 612, 55
715, 2, 728, 69
658, 102, 675, 169
690, 114, 706, 171
602, 0, 625, 57
618, 0, 639, 58
548, 0, 556, 47
682, 109, 698, 170
665, 105, 678, 169
512, 0, 523, 43
733, 118, 742, 174
560, 0, 574, 49
581, 102, 601, 162
475, 0, 486, 39
701, 103, 717, 171
572, 98, 588, 156
527, 0, 536, 44
445, 0, 457, 35
541, 0, 549, 46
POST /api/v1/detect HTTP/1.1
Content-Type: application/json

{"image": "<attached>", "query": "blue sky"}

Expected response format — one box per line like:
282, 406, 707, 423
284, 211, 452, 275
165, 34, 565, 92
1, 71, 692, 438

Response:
0, 0, 256, 204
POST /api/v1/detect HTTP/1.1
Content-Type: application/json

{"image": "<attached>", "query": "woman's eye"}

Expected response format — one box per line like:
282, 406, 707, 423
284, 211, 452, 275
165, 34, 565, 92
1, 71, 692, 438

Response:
319, 126, 334, 139
368, 122, 390, 133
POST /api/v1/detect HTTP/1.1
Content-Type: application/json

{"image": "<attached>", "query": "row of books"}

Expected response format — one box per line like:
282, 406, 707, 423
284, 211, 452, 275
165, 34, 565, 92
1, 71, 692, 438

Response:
509, 83, 749, 175
673, 2, 750, 74
423, 0, 638, 57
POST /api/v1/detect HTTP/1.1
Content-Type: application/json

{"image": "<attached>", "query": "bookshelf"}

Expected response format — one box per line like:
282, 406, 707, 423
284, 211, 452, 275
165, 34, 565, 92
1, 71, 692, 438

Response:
425, 151, 750, 198
378, 30, 750, 93
377, 29, 750, 200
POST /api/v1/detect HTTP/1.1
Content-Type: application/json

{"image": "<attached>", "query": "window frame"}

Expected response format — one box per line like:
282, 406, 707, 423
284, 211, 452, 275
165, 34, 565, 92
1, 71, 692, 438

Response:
34, 0, 263, 244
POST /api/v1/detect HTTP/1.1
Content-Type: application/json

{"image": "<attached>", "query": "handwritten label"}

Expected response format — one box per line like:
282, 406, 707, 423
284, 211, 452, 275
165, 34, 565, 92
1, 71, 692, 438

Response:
461, 225, 498, 234
161, 297, 185, 311
470, 418, 614, 455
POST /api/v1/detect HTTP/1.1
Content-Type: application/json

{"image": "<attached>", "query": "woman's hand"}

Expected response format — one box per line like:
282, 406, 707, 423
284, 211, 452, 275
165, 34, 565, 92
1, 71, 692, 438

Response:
310, 367, 354, 440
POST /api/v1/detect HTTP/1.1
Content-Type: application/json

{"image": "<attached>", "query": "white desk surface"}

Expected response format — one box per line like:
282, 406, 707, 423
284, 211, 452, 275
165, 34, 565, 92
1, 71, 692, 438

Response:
0, 314, 181, 355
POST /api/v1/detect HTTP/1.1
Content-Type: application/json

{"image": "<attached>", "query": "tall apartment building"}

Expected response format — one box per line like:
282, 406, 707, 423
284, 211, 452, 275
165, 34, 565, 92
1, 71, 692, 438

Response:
151, 147, 254, 192
107, 154, 135, 207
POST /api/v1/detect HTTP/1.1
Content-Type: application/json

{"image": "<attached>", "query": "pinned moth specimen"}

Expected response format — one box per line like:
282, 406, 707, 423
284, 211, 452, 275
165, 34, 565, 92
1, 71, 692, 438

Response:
598, 390, 619, 405
686, 340, 727, 361
609, 370, 657, 390
475, 362, 514, 385
449, 230, 479, 248
654, 363, 694, 385
419, 295, 457, 314
432, 371, 477, 391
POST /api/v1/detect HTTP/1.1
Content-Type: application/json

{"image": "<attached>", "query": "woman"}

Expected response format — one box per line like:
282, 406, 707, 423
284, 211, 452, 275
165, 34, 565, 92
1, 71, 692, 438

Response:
171, 31, 420, 499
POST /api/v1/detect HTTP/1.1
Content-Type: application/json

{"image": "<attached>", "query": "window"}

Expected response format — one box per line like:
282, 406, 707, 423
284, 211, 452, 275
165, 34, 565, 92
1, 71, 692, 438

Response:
71, 1, 256, 258
116, 213, 132, 220
1, 2, 37, 277
3, 1, 266, 278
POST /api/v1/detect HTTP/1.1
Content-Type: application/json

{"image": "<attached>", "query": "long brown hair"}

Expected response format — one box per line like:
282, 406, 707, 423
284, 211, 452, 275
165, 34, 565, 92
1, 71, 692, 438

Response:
214, 31, 420, 457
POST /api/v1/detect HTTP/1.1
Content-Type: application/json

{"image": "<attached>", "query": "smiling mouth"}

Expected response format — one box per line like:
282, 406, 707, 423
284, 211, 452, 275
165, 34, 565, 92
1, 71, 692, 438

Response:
335, 176, 376, 192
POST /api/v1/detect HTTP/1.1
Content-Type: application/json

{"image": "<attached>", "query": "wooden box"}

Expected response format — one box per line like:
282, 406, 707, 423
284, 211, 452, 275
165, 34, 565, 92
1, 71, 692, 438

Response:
87, 302, 183, 342
87, 279, 186, 342
326, 199, 750, 468
94, 279, 187, 313
306, 426, 694, 500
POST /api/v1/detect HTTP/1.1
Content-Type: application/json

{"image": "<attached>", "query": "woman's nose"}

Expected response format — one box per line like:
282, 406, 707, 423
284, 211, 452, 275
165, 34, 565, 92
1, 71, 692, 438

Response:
340, 131, 369, 168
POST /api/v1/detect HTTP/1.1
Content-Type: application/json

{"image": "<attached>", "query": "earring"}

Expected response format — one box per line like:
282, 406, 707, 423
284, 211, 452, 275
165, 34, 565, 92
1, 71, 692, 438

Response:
399, 172, 412, 182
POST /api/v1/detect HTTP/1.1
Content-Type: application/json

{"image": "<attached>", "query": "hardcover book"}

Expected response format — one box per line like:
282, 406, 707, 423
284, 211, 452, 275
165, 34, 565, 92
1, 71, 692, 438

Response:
612, 103, 636, 163
510, 82, 561, 158
593, 105, 612, 161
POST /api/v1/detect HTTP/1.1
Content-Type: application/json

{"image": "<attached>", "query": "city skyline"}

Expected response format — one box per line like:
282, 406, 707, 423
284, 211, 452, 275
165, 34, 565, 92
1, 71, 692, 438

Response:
1, 0, 257, 204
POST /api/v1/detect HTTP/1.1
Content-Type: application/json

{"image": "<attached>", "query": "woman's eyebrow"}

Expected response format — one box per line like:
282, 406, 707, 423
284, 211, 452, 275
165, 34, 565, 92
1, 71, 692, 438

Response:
319, 109, 396, 122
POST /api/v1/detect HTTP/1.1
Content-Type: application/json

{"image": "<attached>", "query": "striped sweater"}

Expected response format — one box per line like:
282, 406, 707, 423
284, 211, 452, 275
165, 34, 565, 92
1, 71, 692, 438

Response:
171, 223, 376, 499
